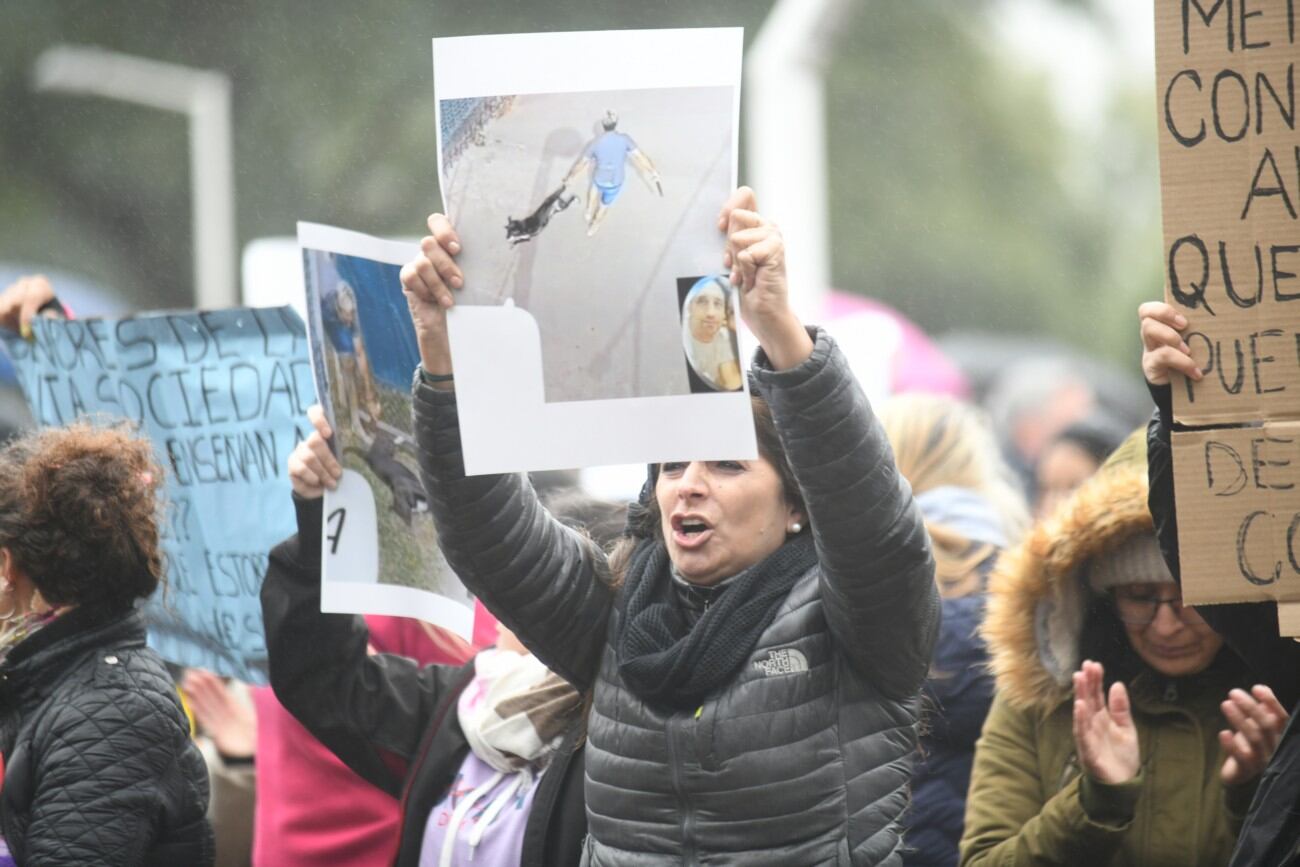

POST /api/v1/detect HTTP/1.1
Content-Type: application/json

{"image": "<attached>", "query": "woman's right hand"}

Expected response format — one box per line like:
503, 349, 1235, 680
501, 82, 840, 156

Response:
1139, 301, 1203, 386
287, 405, 342, 499
399, 213, 463, 378
1072, 660, 1141, 784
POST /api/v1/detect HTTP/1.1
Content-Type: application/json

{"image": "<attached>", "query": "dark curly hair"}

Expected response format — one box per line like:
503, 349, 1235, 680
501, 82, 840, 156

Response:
0, 422, 165, 612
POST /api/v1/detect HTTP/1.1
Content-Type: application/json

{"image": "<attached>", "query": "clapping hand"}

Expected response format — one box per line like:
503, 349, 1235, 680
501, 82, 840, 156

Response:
1072, 660, 1141, 784
181, 669, 256, 760
1220, 684, 1289, 786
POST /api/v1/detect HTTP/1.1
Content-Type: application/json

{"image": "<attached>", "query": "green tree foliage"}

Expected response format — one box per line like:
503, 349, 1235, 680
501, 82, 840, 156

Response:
826, 0, 1160, 362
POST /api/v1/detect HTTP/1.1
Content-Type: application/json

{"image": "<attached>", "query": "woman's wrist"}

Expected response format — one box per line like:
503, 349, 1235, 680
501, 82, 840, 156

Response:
1078, 770, 1142, 827
418, 365, 454, 389
755, 312, 814, 371
417, 336, 454, 389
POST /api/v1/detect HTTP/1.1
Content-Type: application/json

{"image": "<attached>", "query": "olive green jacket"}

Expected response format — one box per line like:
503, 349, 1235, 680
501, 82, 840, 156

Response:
959, 453, 1253, 866
960, 661, 1253, 866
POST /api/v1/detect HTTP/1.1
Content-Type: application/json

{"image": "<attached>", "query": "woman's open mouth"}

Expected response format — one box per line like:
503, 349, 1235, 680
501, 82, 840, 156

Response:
670, 514, 714, 549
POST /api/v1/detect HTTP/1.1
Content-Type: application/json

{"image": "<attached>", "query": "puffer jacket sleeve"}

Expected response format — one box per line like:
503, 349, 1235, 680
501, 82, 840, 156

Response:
751, 327, 939, 699
261, 494, 472, 796
1146, 383, 1300, 707
959, 694, 1137, 866
412, 375, 612, 691
23, 679, 204, 865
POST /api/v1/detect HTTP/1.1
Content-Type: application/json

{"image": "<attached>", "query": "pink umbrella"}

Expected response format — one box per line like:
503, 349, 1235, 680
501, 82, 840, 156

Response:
820, 291, 969, 404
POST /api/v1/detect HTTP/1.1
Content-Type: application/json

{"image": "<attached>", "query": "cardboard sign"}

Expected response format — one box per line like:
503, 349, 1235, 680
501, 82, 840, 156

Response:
298, 223, 474, 640
0, 310, 314, 682
1172, 424, 1300, 604
1157, 2, 1300, 612
1156, 0, 1300, 424
432, 28, 758, 475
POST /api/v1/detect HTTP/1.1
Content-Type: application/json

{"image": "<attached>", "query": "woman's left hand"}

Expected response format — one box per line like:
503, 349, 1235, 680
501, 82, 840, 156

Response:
718, 187, 813, 370
1220, 684, 1290, 786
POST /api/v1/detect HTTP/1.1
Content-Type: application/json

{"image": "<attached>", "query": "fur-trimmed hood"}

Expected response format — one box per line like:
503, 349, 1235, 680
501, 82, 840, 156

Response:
982, 430, 1152, 711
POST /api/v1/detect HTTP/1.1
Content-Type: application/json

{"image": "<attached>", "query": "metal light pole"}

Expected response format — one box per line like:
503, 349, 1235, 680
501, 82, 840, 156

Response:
33, 44, 237, 310
746, 0, 855, 322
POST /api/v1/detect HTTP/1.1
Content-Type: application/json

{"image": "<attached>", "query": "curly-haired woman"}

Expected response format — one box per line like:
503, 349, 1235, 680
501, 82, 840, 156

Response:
0, 423, 212, 866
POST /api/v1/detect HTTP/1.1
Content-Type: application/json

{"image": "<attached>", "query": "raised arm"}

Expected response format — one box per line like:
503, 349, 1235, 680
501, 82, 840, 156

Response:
722, 187, 938, 698
401, 214, 613, 690
752, 328, 938, 697
261, 413, 471, 795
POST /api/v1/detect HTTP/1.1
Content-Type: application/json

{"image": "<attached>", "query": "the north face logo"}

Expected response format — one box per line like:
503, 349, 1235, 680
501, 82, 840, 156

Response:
753, 648, 809, 677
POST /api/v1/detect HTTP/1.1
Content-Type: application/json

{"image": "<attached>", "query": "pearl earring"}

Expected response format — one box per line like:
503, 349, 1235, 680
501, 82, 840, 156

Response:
789, 522, 802, 534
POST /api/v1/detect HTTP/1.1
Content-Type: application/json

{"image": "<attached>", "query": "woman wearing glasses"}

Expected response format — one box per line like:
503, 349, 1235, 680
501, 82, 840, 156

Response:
959, 436, 1288, 866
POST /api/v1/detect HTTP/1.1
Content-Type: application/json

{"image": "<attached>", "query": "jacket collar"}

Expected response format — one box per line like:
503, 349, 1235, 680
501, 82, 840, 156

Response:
1125, 651, 1247, 714
1, 606, 145, 704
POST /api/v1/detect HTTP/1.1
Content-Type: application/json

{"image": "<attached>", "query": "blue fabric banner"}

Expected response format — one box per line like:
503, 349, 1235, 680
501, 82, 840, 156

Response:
0, 308, 315, 683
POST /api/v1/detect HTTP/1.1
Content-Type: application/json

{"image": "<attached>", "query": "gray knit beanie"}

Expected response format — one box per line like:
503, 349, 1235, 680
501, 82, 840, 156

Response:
1085, 533, 1174, 593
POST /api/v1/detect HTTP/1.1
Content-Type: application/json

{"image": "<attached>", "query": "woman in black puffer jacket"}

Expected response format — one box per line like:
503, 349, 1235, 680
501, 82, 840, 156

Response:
399, 187, 940, 865
0, 423, 212, 867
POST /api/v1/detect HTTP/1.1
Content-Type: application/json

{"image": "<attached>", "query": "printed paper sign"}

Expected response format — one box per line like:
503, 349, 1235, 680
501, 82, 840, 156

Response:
432, 27, 758, 474
1, 310, 314, 682
1156, 1, 1300, 424
298, 222, 474, 640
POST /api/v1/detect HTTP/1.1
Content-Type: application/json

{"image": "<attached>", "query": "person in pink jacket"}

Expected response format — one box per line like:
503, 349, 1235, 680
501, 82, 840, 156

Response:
251, 613, 487, 866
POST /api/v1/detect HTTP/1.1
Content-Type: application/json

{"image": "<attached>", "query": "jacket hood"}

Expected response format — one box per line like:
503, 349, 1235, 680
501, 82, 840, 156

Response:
982, 428, 1152, 711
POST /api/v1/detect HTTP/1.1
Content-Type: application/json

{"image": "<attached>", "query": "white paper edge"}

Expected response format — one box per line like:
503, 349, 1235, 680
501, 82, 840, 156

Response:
322, 581, 474, 640
432, 28, 744, 98
296, 222, 419, 267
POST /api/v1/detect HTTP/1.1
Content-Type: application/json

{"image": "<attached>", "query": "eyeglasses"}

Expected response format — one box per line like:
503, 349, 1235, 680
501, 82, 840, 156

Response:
1111, 591, 1206, 626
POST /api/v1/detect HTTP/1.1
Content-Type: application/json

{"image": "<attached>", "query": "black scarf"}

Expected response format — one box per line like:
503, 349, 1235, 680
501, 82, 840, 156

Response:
616, 533, 818, 711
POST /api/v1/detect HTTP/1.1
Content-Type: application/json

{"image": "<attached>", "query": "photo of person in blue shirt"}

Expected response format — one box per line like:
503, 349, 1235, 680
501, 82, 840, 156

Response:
320, 278, 382, 432
563, 110, 664, 237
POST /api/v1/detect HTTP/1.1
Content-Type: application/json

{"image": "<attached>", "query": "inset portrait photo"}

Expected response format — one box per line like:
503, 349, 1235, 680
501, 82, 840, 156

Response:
677, 274, 742, 393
